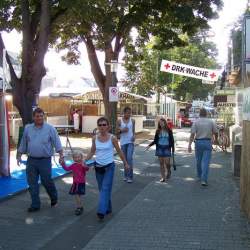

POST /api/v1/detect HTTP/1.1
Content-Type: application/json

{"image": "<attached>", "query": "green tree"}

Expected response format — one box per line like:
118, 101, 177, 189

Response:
55, 0, 222, 122
124, 35, 218, 102
0, 0, 69, 125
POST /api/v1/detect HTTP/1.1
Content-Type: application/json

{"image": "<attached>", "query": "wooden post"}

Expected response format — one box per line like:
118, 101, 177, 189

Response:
240, 120, 250, 218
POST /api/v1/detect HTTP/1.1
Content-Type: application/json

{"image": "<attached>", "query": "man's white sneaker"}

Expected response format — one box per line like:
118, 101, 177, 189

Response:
123, 178, 127, 182
201, 181, 208, 186
127, 179, 133, 183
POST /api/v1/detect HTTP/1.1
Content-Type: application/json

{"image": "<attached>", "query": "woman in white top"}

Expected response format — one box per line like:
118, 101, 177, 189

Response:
86, 117, 129, 220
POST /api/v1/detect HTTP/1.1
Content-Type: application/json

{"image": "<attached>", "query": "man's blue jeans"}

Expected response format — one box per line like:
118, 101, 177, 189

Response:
26, 157, 57, 208
95, 162, 115, 215
121, 143, 134, 180
195, 140, 212, 182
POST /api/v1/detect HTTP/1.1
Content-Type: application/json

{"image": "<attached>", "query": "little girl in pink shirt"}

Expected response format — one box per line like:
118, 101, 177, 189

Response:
60, 151, 89, 216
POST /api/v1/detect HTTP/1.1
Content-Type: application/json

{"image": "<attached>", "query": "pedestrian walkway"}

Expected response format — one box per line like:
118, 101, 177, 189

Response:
0, 129, 250, 250
84, 147, 250, 249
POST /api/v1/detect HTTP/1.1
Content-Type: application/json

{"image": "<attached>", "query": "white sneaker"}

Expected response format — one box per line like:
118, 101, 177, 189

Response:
123, 178, 127, 182
201, 181, 208, 186
127, 179, 133, 183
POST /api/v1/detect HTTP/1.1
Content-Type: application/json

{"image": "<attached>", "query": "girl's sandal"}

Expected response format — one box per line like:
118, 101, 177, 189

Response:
75, 207, 83, 216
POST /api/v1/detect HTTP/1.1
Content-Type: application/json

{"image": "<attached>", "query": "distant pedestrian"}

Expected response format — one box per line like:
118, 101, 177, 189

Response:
73, 110, 80, 133
146, 118, 175, 182
17, 108, 64, 212
85, 117, 130, 220
167, 118, 174, 130
116, 106, 135, 183
59, 151, 89, 216
188, 108, 217, 186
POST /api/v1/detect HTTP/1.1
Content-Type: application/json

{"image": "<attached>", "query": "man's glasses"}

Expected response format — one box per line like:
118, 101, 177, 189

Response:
98, 123, 108, 127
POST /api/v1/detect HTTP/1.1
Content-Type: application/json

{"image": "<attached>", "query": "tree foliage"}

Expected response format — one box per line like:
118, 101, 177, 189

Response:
124, 35, 218, 101
54, 0, 222, 122
0, 0, 69, 125
0, 0, 223, 124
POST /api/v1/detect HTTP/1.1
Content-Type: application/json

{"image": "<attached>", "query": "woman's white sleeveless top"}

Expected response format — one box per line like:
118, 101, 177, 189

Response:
95, 134, 114, 165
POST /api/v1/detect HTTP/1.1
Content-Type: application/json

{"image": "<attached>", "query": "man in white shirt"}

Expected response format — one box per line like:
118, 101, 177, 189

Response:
116, 107, 135, 183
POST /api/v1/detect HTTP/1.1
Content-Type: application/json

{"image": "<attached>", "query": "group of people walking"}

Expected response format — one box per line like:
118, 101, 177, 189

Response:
17, 106, 217, 219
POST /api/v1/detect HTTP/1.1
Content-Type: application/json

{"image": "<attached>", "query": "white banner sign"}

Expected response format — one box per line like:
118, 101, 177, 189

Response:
242, 87, 250, 121
160, 60, 219, 81
202, 79, 215, 85
109, 87, 119, 102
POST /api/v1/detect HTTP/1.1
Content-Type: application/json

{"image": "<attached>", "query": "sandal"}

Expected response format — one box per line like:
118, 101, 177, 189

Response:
75, 207, 83, 216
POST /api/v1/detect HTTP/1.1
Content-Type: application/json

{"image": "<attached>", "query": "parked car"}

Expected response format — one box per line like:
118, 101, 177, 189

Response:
181, 116, 192, 127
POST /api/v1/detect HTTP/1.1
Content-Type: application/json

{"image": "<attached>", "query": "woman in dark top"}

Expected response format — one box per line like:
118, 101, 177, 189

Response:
146, 118, 175, 182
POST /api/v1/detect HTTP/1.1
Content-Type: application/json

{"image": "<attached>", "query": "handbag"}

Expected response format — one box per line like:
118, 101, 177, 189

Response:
95, 166, 106, 174
94, 162, 112, 174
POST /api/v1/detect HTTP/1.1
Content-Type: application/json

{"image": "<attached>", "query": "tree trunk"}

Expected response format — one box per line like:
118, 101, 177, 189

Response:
85, 37, 119, 131
12, 78, 39, 125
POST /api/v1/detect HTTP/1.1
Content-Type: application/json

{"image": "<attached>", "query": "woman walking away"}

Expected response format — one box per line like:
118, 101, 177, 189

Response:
85, 117, 130, 220
146, 118, 175, 182
59, 151, 89, 215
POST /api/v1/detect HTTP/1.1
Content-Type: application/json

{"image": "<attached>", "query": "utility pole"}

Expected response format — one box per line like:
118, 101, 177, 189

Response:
110, 60, 118, 134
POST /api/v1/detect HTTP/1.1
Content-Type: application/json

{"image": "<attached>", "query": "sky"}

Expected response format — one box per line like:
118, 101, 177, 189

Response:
1, 0, 248, 85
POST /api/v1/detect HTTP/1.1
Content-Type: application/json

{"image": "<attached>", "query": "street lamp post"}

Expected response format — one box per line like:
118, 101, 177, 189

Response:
110, 60, 118, 134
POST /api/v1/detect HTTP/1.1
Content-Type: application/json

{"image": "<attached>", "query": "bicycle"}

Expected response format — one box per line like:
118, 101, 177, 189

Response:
213, 125, 229, 152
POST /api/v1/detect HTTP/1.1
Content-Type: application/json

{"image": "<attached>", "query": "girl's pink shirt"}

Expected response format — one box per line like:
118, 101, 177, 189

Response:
62, 162, 89, 183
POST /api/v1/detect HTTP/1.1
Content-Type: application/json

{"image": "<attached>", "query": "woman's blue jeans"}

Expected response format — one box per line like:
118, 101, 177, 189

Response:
121, 143, 134, 180
95, 162, 115, 215
195, 140, 212, 182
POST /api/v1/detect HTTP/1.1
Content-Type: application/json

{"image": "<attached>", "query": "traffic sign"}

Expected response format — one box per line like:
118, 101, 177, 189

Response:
109, 87, 119, 102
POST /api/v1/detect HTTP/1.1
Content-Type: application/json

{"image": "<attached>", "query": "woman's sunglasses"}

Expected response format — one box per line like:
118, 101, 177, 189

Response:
98, 123, 108, 127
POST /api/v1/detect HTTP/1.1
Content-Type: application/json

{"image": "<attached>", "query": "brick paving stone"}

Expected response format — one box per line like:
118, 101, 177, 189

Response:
1, 129, 250, 250
83, 130, 250, 250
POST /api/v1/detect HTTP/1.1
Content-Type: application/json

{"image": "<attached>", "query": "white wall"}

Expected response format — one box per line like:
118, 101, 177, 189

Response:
11, 118, 22, 144
47, 116, 69, 126
82, 116, 100, 133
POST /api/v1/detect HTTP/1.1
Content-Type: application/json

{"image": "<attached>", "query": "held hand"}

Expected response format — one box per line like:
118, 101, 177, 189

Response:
59, 157, 65, 165
124, 163, 130, 170
188, 145, 192, 153
17, 157, 21, 166
131, 136, 135, 142
145, 146, 150, 151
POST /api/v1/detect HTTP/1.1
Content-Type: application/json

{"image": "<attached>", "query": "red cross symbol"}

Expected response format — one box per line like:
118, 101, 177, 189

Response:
210, 72, 216, 79
164, 63, 171, 70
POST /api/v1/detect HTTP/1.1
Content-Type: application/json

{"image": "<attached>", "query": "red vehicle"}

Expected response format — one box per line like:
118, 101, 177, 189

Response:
181, 116, 192, 127
166, 118, 174, 130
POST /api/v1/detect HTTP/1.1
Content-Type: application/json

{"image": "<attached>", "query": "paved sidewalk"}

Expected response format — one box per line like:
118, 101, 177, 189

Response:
1, 129, 250, 249
83, 132, 250, 250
